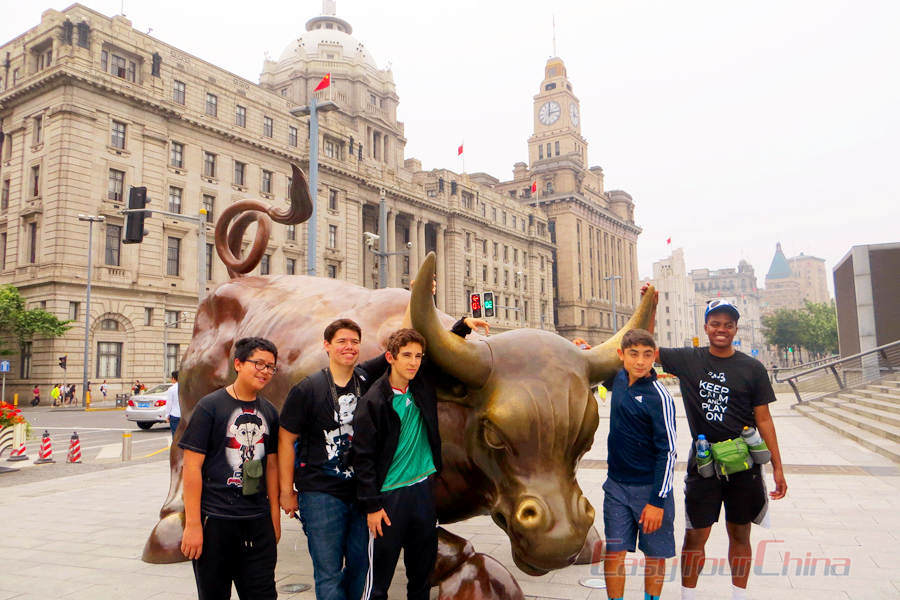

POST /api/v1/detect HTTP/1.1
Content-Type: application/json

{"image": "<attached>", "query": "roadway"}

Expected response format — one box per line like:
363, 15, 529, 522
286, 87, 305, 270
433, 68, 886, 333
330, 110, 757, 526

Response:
0, 405, 173, 486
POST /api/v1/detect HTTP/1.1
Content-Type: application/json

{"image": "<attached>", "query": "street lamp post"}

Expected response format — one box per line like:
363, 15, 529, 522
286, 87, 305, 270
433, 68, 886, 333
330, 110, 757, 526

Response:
604, 274, 622, 330
78, 214, 104, 409
290, 98, 338, 277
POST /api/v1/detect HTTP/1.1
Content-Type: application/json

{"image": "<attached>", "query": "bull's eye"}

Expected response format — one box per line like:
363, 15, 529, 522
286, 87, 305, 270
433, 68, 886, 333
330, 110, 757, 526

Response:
482, 422, 507, 450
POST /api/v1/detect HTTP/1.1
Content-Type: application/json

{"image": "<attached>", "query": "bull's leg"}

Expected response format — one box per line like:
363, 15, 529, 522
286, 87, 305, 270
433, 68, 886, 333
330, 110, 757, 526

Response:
141, 429, 188, 563
430, 527, 524, 600
574, 525, 604, 565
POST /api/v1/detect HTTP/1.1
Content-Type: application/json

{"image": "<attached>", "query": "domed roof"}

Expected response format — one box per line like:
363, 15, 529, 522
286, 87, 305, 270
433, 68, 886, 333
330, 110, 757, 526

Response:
277, 11, 377, 69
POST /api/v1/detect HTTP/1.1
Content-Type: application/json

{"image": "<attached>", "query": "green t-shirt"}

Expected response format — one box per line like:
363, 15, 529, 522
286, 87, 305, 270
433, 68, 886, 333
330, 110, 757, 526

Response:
380, 387, 436, 492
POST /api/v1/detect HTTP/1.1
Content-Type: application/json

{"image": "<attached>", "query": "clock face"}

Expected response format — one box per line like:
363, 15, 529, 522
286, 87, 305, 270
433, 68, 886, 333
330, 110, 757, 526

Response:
569, 103, 580, 126
539, 101, 561, 125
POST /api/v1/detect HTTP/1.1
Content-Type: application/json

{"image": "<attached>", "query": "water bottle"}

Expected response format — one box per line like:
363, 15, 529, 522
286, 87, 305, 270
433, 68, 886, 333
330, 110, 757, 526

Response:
695, 435, 715, 478
741, 426, 770, 464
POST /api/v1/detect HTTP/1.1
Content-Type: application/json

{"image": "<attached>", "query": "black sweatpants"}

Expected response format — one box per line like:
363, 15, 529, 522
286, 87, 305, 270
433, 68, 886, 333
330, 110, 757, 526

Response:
364, 479, 437, 600
192, 514, 277, 600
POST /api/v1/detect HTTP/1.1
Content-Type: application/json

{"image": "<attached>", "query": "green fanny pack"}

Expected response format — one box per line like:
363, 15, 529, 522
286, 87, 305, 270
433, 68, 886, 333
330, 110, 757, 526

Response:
242, 459, 264, 496
710, 438, 752, 478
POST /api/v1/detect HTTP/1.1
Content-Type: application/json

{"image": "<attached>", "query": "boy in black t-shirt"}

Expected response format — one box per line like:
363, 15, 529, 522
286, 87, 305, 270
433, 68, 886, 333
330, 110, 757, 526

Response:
642, 288, 787, 600
179, 337, 281, 600
278, 318, 389, 600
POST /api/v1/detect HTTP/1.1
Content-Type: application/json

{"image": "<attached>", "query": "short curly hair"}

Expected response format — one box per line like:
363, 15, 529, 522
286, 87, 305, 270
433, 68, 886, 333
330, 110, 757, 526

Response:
386, 328, 426, 358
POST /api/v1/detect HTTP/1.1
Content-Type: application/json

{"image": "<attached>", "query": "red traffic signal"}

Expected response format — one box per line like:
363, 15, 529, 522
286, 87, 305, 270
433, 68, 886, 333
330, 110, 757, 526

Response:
470, 293, 482, 318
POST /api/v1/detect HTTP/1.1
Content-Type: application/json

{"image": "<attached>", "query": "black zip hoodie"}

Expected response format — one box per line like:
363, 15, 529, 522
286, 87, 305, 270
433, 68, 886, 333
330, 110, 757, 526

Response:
351, 318, 469, 513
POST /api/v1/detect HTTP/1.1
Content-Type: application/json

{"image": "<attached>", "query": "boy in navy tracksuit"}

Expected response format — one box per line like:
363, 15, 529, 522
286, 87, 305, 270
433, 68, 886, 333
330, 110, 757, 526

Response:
603, 328, 677, 600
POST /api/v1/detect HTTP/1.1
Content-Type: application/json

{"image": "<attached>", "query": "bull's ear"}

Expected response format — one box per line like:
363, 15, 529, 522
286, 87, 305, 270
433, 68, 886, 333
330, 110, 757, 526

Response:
587, 285, 658, 384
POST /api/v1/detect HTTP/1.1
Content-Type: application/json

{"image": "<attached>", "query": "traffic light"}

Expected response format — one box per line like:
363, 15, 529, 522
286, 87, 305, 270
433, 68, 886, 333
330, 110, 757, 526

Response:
470, 293, 482, 318
123, 186, 149, 244
482, 291, 495, 318
787, 347, 793, 353
58, 355, 67, 370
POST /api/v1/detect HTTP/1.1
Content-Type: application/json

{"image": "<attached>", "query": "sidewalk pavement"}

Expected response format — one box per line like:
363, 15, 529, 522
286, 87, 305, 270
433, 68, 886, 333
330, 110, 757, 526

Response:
1, 393, 898, 599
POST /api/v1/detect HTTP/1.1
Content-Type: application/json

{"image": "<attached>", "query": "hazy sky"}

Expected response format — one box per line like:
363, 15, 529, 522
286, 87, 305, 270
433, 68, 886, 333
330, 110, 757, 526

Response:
3, 0, 898, 291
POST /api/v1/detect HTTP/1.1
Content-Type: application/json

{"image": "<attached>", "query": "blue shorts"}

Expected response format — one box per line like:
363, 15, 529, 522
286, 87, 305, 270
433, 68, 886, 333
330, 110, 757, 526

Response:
603, 478, 675, 558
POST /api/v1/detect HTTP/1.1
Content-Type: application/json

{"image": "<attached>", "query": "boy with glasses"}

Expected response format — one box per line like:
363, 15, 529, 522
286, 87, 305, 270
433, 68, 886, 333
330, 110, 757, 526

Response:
179, 337, 282, 600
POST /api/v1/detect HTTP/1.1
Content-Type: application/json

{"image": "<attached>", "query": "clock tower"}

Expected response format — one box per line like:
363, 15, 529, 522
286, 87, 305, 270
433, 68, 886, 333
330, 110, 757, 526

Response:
497, 55, 641, 345
528, 57, 588, 182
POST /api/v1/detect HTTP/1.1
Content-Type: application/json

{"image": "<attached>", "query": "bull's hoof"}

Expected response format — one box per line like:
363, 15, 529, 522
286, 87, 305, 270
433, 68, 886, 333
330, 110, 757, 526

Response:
438, 553, 524, 600
574, 526, 603, 565
142, 511, 189, 564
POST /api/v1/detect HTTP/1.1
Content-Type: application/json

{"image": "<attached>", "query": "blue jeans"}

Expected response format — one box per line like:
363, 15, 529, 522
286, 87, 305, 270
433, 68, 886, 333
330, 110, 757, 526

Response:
297, 491, 368, 600
169, 416, 180, 439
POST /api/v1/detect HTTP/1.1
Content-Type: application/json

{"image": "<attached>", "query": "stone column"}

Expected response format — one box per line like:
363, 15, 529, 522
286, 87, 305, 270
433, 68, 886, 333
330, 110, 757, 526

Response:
417, 219, 426, 268
387, 210, 396, 287
435, 224, 446, 310
408, 218, 419, 280
358, 202, 365, 286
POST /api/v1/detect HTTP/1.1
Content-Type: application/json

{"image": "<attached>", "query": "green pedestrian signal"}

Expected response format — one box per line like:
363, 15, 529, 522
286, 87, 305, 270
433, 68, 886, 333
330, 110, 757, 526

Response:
483, 291, 495, 318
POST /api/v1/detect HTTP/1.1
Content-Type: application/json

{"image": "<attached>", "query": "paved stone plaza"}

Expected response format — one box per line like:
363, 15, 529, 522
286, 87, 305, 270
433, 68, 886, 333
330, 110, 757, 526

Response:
1, 393, 898, 599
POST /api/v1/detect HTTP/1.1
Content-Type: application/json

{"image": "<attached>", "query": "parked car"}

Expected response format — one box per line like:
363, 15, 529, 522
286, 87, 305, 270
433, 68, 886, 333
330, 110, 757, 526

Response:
125, 383, 174, 430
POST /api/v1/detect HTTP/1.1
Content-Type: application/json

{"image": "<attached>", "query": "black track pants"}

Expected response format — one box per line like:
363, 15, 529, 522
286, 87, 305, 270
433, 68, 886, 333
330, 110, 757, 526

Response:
363, 479, 437, 600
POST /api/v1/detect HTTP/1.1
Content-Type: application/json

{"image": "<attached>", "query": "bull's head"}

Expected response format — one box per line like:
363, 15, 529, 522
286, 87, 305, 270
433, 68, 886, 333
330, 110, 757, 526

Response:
411, 253, 657, 575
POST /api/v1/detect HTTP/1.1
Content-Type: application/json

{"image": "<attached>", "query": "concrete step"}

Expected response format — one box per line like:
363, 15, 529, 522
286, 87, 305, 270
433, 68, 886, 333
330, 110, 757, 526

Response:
814, 404, 900, 444
865, 383, 900, 396
853, 388, 900, 403
841, 394, 900, 416
815, 397, 900, 429
794, 405, 900, 463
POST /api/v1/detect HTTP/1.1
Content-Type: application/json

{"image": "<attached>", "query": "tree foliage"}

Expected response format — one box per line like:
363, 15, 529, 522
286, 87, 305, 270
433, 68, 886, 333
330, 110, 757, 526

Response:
761, 300, 838, 356
0, 285, 72, 356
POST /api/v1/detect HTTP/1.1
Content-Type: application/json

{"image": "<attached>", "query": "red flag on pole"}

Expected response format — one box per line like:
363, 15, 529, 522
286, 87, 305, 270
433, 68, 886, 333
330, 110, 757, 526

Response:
457, 143, 464, 156
666, 237, 672, 245
531, 181, 537, 194
314, 73, 331, 91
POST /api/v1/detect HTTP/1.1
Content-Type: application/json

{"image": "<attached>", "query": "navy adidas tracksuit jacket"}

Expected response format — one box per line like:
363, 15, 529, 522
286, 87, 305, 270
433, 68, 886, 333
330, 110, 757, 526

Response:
606, 368, 677, 508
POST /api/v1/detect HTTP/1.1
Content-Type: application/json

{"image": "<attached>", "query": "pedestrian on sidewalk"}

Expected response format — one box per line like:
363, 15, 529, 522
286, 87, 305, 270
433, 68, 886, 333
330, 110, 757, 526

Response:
165, 371, 180, 439
50, 384, 61, 407
31, 385, 40, 407
100, 380, 108, 402
179, 337, 281, 600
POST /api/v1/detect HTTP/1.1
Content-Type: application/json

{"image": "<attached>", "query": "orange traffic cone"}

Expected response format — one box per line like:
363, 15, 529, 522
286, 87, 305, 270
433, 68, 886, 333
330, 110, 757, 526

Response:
34, 430, 55, 464
66, 431, 82, 464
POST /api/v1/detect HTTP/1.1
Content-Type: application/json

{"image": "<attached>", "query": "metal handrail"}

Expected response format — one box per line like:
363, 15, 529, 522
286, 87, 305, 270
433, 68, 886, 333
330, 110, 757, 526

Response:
771, 354, 839, 375
778, 339, 900, 404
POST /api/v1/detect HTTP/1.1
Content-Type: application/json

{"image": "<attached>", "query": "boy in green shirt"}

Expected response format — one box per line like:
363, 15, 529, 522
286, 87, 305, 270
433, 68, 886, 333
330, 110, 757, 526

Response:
352, 328, 440, 600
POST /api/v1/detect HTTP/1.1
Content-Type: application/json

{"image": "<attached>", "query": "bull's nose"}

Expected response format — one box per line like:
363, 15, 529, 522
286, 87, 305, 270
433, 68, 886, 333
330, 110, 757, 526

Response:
513, 496, 549, 531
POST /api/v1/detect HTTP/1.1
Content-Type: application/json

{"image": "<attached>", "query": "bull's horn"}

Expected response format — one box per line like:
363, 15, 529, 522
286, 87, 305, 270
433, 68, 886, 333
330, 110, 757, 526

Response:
587, 284, 658, 384
410, 253, 492, 388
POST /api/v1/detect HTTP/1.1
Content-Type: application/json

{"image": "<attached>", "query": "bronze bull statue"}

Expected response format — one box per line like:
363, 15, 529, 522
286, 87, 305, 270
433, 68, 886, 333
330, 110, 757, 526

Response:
142, 165, 658, 597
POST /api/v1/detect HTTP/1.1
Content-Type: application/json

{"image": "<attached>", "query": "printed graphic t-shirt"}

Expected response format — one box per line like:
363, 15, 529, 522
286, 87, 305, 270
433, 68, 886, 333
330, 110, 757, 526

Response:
178, 388, 279, 519
280, 374, 363, 503
659, 347, 775, 447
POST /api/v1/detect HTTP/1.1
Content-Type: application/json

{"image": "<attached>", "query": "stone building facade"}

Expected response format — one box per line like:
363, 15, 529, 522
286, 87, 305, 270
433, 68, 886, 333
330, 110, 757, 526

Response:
690, 261, 765, 358
646, 248, 693, 348
0, 4, 561, 396
761, 242, 830, 313
0, 3, 638, 397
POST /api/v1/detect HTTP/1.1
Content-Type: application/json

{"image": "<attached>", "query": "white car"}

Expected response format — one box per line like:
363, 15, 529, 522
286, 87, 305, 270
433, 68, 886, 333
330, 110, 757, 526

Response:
125, 383, 174, 430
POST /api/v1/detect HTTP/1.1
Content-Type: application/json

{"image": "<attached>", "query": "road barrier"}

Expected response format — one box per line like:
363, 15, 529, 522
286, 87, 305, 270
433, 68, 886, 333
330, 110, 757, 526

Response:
6, 422, 28, 462
34, 430, 55, 464
66, 432, 82, 463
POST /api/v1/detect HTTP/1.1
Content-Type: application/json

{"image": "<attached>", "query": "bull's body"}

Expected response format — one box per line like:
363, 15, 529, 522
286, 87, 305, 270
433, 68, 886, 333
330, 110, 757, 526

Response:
144, 260, 657, 585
